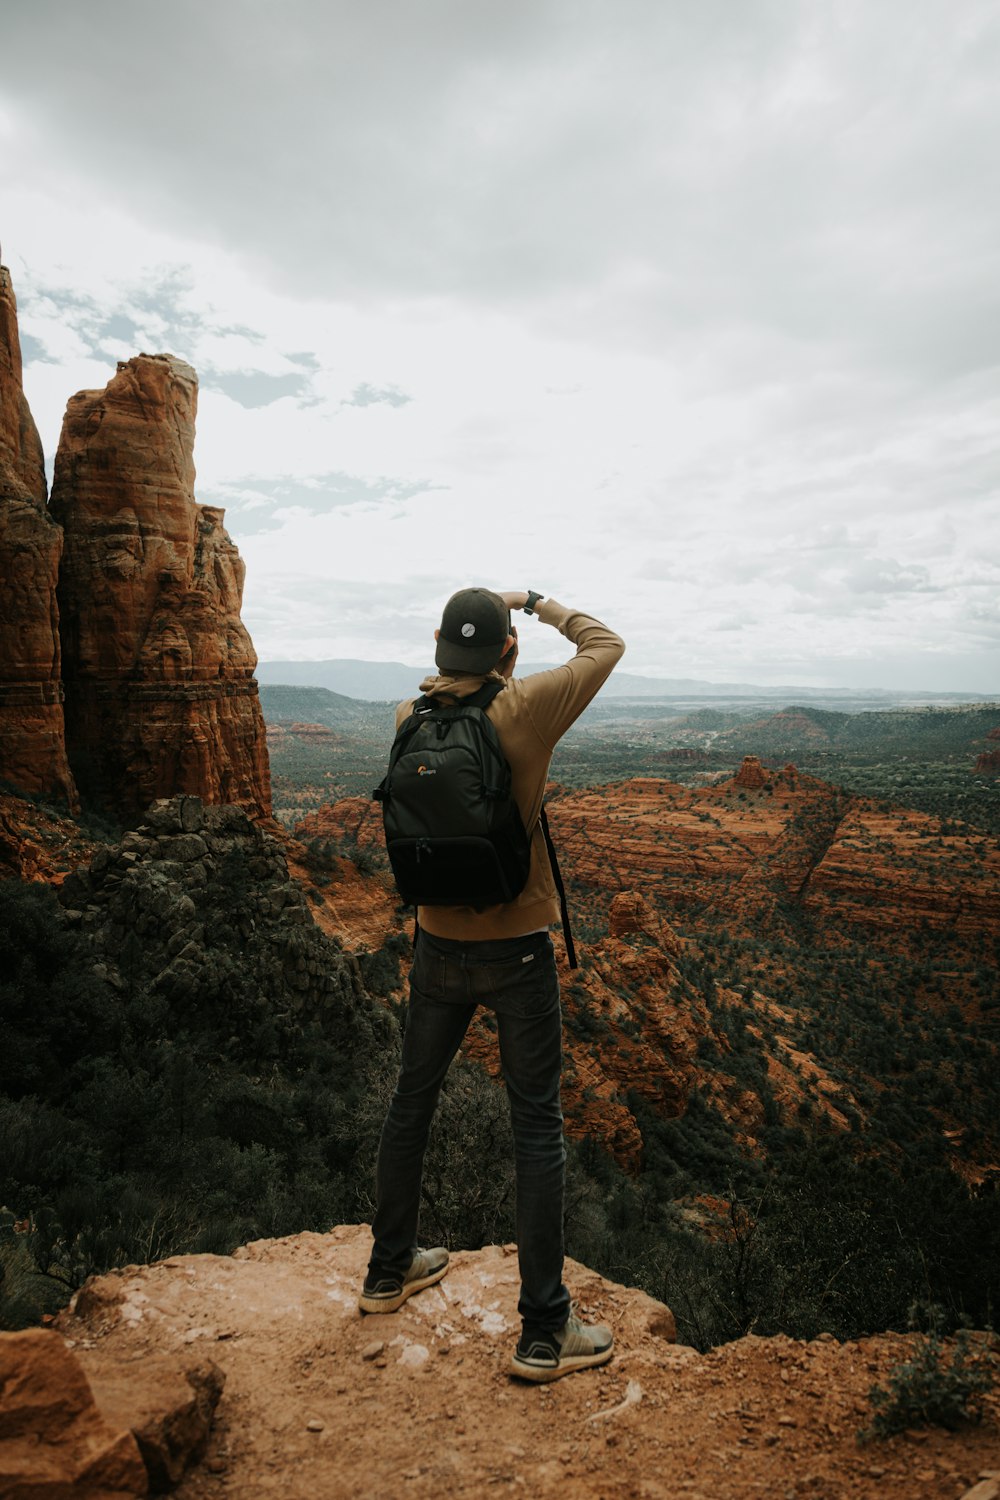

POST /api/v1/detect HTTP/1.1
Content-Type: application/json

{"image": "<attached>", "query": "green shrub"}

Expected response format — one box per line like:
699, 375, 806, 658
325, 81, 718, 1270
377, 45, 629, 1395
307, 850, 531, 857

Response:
860, 1307, 997, 1439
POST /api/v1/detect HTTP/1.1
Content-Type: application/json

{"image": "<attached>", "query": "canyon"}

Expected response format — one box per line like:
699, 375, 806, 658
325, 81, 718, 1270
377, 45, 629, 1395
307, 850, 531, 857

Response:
293, 753, 999, 1170
295, 754, 1000, 950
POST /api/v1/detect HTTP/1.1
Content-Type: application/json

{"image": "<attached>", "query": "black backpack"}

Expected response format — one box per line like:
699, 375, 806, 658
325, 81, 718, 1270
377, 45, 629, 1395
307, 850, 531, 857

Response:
373, 679, 576, 963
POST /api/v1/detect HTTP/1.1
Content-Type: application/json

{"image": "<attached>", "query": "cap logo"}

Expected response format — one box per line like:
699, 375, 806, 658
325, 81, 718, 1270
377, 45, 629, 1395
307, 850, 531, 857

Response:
461, 622, 476, 637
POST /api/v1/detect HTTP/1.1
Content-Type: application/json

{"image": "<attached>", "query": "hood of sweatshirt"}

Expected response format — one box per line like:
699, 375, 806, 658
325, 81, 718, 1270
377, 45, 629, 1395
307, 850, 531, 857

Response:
415, 670, 508, 701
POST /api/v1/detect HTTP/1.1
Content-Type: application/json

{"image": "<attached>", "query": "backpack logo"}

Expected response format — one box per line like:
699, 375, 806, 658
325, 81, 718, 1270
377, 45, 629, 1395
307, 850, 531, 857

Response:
417, 765, 436, 776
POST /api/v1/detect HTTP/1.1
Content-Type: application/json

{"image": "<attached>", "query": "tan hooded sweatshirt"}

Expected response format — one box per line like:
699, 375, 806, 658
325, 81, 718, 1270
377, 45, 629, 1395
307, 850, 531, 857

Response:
395, 596, 625, 942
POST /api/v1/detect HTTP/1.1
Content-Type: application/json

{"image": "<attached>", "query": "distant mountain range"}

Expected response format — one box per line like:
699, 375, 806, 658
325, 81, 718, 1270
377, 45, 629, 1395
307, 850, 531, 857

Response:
256, 658, 992, 707
259, 683, 390, 730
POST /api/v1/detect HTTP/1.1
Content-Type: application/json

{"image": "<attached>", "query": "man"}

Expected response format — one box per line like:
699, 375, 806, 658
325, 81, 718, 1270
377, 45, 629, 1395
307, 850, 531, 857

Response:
359, 586, 625, 1382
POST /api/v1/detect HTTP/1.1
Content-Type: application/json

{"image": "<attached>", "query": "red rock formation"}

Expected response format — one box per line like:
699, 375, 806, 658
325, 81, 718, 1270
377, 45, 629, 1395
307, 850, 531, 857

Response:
975, 728, 1000, 776
50, 354, 270, 819
733, 754, 768, 789
0, 1328, 147, 1498
608, 889, 679, 946
0, 789, 97, 882
297, 761, 1000, 949
0, 265, 77, 808
296, 796, 376, 850
282, 829, 402, 952
803, 803, 1000, 939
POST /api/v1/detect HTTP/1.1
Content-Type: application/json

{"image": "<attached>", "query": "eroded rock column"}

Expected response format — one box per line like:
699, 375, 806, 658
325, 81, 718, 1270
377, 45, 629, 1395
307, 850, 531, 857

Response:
0, 264, 78, 809
50, 353, 271, 819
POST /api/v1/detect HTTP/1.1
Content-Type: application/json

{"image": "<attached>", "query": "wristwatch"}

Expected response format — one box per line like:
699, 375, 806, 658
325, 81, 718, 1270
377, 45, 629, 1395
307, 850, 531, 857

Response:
524, 590, 544, 616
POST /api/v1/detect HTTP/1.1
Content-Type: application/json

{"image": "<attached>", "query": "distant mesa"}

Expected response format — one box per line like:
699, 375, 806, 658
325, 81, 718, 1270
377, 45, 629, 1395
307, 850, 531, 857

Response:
0, 261, 270, 822
654, 747, 711, 764
265, 721, 343, 745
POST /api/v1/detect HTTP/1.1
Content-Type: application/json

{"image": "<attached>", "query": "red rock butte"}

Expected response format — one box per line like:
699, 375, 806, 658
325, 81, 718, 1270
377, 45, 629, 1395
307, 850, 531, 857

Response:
0, 264, 78, 809
49, 352, 271, 820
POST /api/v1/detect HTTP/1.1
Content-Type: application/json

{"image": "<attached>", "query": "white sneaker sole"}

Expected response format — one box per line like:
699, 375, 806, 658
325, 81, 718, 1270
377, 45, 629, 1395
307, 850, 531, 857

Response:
509, 1345, 614, 1382
358, 1260, 448, 1315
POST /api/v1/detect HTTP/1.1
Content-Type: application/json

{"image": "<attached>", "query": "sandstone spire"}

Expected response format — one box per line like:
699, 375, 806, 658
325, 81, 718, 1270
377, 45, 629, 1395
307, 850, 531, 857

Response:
50, 353, 271, 819
0, 263, 78, 809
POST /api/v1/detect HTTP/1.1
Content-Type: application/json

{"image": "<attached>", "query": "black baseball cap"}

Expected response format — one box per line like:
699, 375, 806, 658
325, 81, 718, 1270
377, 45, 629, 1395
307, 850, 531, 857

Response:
435, 587, 511, 674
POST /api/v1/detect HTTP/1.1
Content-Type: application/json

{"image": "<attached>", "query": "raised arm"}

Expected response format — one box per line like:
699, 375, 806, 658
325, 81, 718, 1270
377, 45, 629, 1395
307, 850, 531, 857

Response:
502, 591, 625, 748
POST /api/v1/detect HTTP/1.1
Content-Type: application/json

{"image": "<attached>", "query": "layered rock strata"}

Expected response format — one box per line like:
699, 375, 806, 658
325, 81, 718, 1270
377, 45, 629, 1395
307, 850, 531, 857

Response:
50, 354, 270, 819
296, 762, 1000, 947
0, 265, 77, 808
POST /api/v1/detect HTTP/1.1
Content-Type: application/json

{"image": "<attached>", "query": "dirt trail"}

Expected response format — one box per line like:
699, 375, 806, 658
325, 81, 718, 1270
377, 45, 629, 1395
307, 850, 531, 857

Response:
56, 1225, 1000, 1500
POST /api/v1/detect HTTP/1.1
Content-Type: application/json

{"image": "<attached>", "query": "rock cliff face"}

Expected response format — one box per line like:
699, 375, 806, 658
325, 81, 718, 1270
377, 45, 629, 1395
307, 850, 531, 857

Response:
540, 772, 1000, 942
0, 269, 46, 504
49, 354, 270, 820
0, 265, 77, 808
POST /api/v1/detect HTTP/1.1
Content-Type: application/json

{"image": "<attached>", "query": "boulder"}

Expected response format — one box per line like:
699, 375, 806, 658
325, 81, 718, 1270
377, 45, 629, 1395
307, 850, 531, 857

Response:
0, 1327, 147, 1498
85, 1356, 225, 1493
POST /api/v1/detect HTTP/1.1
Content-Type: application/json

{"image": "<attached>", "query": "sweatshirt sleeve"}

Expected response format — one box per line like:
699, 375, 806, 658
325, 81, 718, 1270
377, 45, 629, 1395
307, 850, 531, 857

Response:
519, 596, 625, 748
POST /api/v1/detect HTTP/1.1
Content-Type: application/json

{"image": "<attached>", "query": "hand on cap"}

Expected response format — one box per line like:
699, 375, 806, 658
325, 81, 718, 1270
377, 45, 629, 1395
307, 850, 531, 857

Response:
499, 590, 530, 611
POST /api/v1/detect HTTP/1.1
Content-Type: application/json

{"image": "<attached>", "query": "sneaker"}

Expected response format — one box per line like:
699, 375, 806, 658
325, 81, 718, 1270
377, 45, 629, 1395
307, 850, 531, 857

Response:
510, 1311, 614, 1382
358, 1246, 449, 1314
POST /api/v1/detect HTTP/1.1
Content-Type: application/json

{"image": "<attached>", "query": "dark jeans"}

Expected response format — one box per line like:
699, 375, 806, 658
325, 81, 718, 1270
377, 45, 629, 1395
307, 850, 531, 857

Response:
369, 928, 571, 1332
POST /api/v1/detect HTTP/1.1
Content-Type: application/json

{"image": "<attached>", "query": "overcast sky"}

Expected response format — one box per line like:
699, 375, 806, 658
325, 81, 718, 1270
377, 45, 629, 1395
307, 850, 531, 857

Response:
2, 0, 998, 690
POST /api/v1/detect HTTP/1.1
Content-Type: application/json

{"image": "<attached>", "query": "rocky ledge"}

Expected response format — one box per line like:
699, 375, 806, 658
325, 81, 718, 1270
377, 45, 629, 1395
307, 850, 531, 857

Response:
2, 1224, 997, 1499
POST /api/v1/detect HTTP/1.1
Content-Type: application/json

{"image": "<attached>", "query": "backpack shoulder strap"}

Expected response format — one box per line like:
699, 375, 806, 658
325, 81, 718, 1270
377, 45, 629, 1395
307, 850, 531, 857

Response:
466, 682, 577, 966
462, 678, 506, 712
539, 805, 576, 969
372, 696, 436, 801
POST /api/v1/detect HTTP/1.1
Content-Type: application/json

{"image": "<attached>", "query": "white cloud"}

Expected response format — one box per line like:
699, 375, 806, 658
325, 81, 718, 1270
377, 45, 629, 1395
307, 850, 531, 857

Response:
2, 0, 999, 690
